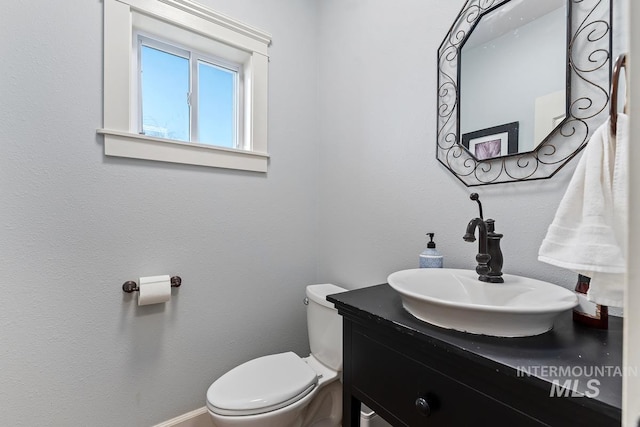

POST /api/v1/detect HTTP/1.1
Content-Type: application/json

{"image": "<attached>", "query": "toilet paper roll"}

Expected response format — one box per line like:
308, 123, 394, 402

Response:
138, 275, 171, 306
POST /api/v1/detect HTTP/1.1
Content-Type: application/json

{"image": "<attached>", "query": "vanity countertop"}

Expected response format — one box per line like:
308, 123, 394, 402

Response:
328, 283, 622, 422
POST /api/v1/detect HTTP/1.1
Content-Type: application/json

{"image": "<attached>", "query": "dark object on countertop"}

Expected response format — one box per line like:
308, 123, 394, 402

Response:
573, 274, 609, 329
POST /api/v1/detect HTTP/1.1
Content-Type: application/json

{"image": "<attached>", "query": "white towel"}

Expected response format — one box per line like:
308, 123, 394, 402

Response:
538, 113, 628, 307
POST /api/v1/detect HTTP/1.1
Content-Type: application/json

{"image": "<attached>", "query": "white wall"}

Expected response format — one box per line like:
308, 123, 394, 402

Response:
0, 0, 320, 425
624, 0, 638, 422
461, 7, 566, 151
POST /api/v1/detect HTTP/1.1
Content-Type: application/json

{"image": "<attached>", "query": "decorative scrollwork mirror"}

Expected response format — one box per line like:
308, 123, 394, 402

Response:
437, 0, 612, 186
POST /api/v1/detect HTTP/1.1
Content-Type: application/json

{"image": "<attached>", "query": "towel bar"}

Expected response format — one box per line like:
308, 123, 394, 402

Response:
610, 53, 627, 136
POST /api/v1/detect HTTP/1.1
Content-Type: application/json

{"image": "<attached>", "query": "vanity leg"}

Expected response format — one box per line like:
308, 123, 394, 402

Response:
342, 320, 361, 426
349, 396, 361, 427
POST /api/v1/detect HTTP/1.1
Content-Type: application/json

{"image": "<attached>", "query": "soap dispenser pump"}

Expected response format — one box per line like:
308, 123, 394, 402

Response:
420, 233, 444, 268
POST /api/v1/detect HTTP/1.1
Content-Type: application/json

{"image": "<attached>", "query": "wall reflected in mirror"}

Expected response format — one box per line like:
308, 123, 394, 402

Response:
460, 0, 567, 158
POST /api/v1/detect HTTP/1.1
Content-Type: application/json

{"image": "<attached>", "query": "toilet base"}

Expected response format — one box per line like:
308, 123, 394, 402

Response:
301, 380, 341, 427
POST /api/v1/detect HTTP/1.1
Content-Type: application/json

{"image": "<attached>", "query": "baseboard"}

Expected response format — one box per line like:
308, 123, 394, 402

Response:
153, 407, 213, 427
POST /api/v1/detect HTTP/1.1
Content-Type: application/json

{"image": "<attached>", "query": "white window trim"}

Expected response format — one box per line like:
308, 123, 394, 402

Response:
98, 0, 271, 172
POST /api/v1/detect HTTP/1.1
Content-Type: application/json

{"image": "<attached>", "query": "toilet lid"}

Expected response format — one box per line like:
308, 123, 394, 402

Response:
206, 352, 318, 416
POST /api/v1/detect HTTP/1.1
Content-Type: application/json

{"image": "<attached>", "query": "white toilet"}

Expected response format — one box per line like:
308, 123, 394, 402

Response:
206, 284, 346, 427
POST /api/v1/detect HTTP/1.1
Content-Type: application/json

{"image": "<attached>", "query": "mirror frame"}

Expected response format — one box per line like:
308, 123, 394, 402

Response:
437, 0, 612, 186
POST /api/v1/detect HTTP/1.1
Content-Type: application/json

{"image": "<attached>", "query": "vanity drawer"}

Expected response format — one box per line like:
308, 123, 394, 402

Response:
350, 330, 542, 426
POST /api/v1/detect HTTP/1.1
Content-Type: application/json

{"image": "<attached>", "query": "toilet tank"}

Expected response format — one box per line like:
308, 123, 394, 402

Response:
306, 284, 346, 371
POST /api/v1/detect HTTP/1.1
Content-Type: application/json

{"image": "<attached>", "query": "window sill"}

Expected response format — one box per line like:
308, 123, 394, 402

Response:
97, 129, 269, 172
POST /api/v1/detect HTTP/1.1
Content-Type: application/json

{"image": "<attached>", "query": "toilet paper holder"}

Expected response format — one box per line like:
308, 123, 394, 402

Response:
122, 276, 182, 293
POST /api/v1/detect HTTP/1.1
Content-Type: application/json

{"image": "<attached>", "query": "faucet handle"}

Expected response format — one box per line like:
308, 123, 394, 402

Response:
470, 193, 483, 219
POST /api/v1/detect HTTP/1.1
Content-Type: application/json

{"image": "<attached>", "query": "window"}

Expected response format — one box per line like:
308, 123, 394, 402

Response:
99, 0, 271, 172
139, 39, 191, 142
137, 35, 240, 148
196, 59, 238, 148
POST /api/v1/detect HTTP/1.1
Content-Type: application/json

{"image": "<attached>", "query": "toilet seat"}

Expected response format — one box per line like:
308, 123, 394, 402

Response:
206, 352, 318, 416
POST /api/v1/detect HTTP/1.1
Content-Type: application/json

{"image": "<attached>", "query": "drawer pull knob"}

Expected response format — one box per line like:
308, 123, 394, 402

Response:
415, 397, 432, 417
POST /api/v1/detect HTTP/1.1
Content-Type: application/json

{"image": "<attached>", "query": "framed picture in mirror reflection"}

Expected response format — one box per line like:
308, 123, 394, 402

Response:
462, 121, 519, 160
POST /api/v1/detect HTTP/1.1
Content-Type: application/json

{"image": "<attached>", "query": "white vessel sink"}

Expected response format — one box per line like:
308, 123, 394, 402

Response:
387, 268, 578, 337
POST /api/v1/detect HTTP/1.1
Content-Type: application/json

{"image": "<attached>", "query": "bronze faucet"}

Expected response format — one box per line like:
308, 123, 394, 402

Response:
463, 193, 504, 283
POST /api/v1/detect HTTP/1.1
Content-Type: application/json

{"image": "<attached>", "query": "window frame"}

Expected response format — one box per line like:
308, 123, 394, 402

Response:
99, 0, 271, 172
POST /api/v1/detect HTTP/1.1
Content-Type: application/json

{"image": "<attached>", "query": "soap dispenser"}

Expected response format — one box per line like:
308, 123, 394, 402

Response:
420, 233, 443, 268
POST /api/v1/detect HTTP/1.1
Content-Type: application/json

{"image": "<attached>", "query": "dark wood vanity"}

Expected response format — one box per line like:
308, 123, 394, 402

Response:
328, 284, 622, 426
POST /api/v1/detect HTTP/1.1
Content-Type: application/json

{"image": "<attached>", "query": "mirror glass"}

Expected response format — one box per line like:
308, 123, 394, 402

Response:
437, 0, 612, 186
460, 0, 567, 158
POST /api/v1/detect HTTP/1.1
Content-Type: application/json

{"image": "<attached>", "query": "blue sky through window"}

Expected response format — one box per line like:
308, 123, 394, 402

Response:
140, 43, 237, 148
141, 45, 189, 141
198, 61, 235, 148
